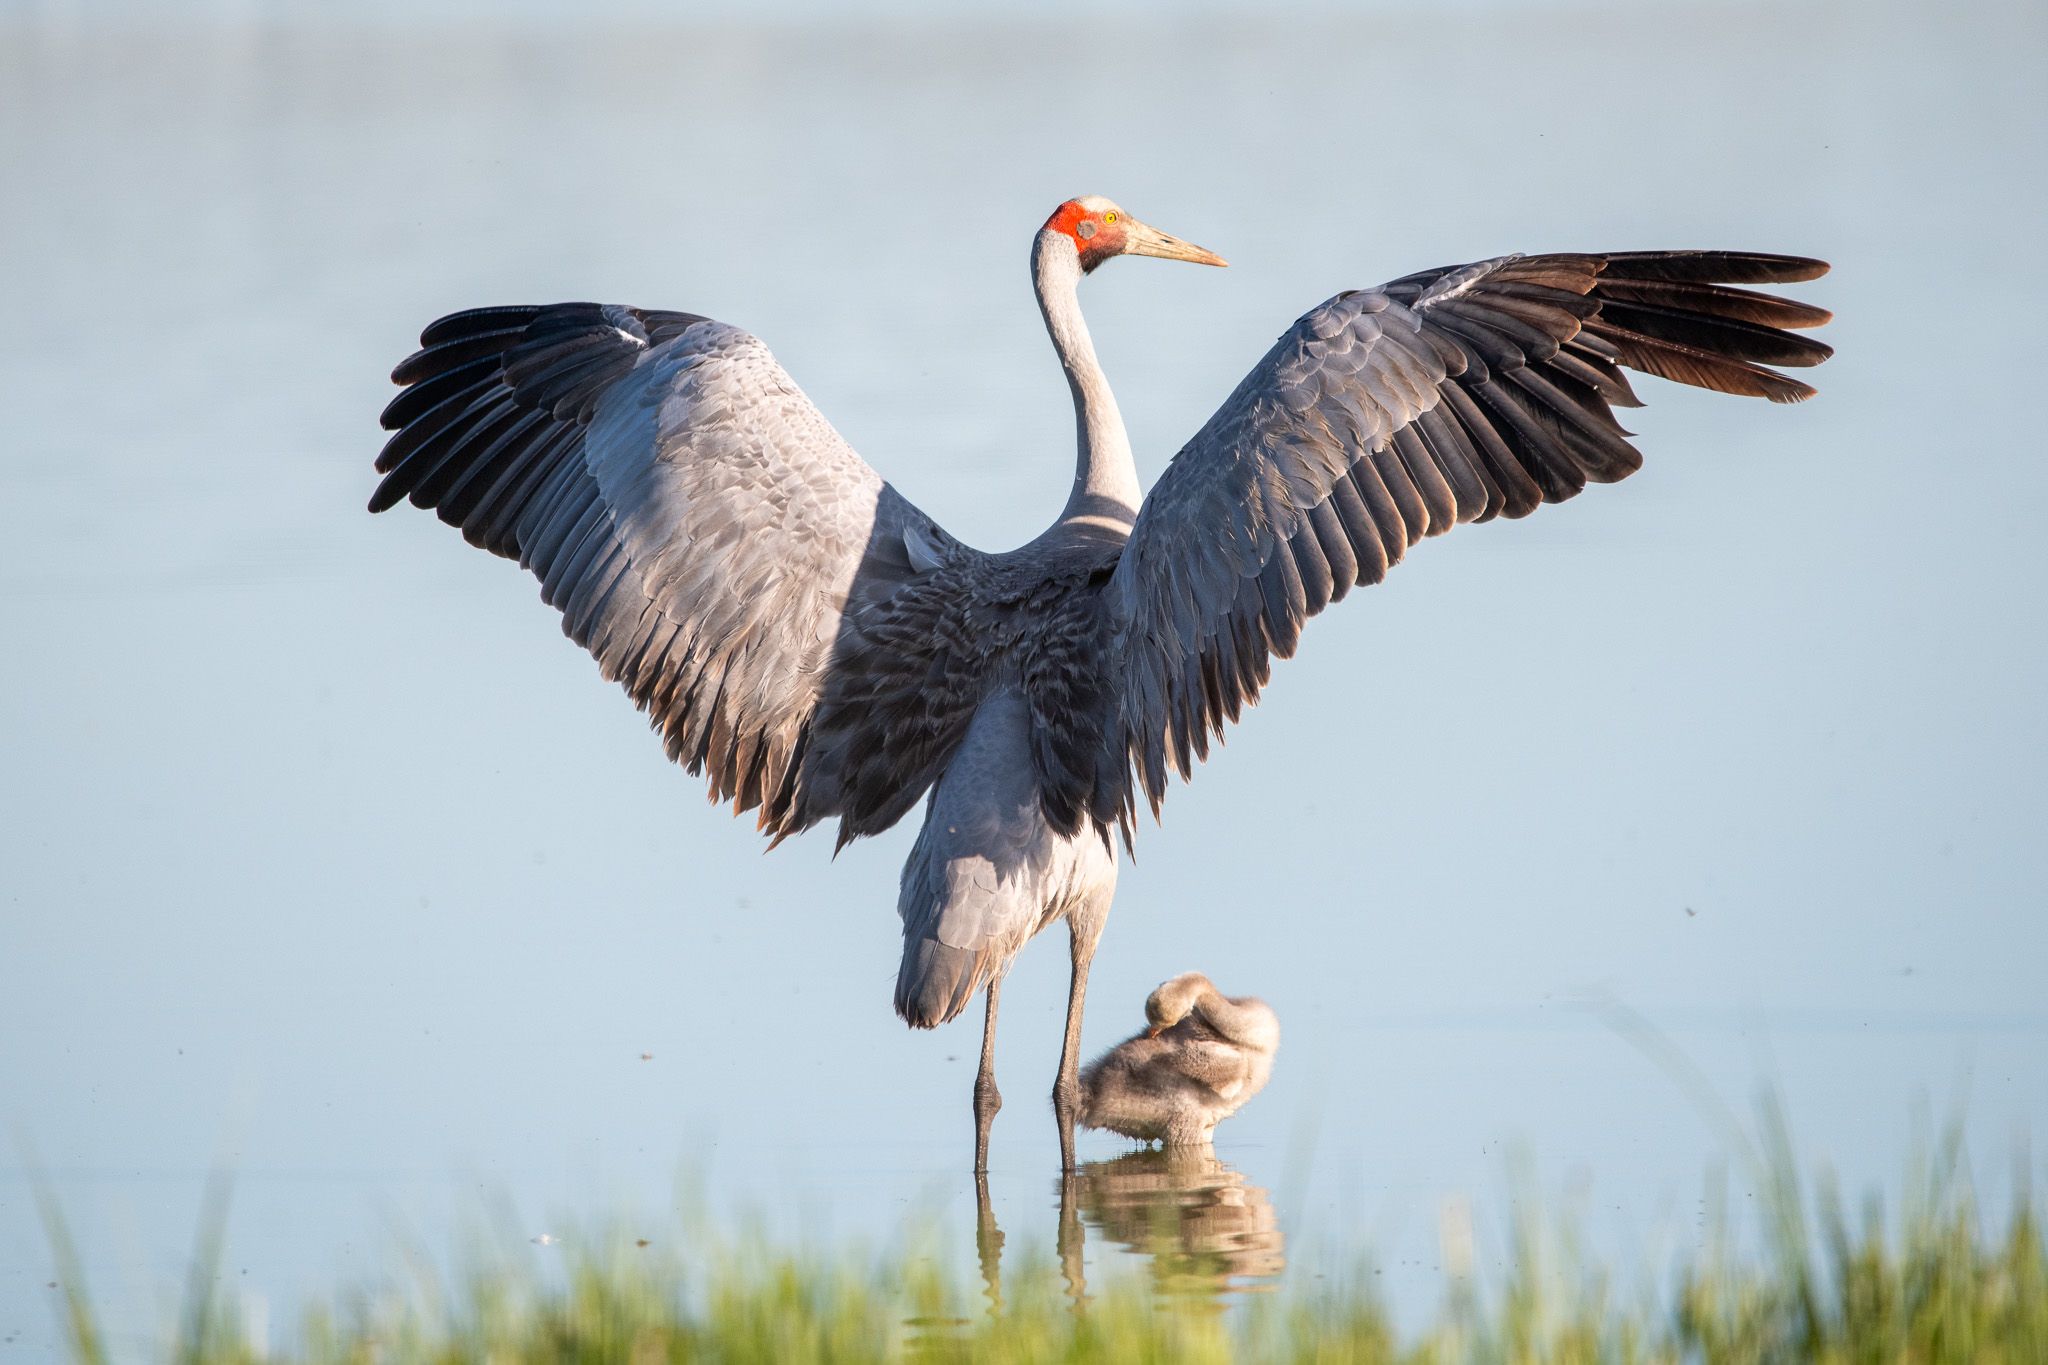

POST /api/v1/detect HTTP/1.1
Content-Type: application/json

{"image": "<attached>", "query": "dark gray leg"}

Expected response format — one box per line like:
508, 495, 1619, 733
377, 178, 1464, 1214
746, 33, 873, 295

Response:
1051, 908, 1104, 1172
973, 976, 1003, 1174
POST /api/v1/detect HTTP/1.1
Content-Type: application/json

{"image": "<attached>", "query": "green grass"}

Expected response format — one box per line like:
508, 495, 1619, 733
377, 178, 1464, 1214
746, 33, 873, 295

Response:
32, 1102, 2048, 1364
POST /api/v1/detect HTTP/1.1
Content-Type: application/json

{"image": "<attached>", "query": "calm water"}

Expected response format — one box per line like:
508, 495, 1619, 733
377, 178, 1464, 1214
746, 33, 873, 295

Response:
3, 0, 2046, 1355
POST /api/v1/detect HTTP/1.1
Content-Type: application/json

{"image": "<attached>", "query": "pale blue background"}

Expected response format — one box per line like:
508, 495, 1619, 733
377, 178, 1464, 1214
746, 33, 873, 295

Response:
3, 0, 2044, 1355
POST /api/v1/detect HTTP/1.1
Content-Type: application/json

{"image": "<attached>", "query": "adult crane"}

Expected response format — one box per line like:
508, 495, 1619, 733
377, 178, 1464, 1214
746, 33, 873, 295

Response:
370, 195, 1831, 1171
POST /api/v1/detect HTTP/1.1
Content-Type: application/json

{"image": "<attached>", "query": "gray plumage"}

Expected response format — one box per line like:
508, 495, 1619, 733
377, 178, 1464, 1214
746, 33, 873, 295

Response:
1106, 252, 1832, 818
894, 687, 1118, 1029
1079, 972, 1280, 1146
369, 197, 1831, 1169
371, 306, 979, 845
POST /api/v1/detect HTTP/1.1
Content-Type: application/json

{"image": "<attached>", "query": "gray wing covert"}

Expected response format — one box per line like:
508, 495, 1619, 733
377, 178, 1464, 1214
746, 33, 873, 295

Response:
1106, 252, 1833, 822
372, 303, 979, 845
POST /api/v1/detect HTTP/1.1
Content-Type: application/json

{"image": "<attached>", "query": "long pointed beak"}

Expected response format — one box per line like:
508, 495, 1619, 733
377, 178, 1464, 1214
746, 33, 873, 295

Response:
1121, 218, 1228, 268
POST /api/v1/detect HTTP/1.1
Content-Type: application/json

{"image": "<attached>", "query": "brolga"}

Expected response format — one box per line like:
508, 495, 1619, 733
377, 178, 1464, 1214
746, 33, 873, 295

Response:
1078, 972, 1281, 1147
370, 194, 1831, 1172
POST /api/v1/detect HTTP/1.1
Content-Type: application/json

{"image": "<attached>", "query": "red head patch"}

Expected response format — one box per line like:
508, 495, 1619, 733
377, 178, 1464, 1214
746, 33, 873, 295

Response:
1043, 197, 1128, 273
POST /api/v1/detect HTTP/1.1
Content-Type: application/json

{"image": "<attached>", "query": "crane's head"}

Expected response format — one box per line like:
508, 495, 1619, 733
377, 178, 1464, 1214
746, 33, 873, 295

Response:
1042, 196, 1227, 275
1143, 971, 1217, 1038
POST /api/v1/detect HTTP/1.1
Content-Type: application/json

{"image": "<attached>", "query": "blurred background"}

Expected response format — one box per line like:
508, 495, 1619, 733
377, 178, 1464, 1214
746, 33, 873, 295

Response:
3, 0, 2044, 1355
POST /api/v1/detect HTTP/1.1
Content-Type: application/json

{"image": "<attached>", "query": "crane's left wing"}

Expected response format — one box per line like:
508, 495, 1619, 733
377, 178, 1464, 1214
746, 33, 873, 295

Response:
1106, 251, 1831, 824
371, 303, 981, 847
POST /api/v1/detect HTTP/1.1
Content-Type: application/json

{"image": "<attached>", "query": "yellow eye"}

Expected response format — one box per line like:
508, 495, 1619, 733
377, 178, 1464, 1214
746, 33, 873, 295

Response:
1104, 211, 1119, 223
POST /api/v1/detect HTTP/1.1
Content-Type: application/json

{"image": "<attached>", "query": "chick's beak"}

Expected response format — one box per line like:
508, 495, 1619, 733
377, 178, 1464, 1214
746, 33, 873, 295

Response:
1143, 1024, 1165, 1039
1120, 217, 1228, 268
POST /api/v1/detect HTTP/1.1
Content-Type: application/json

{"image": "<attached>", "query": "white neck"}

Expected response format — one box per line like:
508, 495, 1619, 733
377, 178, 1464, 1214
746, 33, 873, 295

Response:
1033, 230, 1140, 536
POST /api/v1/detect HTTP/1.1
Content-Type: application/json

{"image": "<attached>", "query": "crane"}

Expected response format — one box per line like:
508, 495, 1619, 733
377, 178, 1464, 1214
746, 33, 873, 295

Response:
1078, 971, 1280, 1146
370, 194, 1831, 1171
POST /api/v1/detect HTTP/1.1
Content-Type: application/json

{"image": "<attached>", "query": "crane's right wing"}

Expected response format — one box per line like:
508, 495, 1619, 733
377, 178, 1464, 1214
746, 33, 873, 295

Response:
371, 304, 980, 846
1105, 252, 1832, 826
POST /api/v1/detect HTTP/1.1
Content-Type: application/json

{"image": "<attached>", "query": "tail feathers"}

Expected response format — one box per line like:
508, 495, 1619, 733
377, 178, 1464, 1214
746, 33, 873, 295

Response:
894, 938, 988, 1029
892, 688, 1059, 1030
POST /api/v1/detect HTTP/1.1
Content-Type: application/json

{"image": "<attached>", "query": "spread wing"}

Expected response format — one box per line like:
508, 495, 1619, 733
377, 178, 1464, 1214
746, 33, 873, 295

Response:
371, 303, 979, 845
1107, 251, 1832, 819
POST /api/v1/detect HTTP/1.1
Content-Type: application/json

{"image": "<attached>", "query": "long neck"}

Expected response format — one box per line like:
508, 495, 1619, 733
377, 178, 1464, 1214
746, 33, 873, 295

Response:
1193, 988, 1279, 1054
1033, 231, 1140, 535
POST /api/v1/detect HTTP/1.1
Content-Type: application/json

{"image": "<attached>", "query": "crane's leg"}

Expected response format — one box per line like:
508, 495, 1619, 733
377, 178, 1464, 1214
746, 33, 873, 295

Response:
973, 976, 1003, 1174
1051, 899, 1107, 1172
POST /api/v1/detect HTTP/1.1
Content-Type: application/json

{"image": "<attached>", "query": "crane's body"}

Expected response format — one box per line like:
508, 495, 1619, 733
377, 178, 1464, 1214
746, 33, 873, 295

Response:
371, 195, 1831, 1170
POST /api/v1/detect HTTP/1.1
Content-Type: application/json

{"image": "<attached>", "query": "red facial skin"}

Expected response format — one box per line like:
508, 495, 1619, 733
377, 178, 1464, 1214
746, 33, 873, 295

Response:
1043, 199, 1127, 273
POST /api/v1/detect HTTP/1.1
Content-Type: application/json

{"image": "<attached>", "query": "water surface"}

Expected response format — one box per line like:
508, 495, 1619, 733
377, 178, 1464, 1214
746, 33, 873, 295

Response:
3, 0, 2045, 1355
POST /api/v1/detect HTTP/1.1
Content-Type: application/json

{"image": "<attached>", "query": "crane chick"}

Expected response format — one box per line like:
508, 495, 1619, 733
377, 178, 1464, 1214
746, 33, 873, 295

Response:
1078, 972, 1279, 1146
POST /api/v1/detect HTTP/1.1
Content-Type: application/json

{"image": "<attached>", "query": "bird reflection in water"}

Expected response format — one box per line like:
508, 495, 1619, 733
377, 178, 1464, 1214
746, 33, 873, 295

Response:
1066, 1148, 1286, 1303
972, 1148, 1284, 1317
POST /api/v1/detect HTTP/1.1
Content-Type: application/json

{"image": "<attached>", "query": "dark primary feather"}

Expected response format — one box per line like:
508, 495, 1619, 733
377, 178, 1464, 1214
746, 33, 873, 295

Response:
1106, 250, 1832, 826
372, 301, 980, 846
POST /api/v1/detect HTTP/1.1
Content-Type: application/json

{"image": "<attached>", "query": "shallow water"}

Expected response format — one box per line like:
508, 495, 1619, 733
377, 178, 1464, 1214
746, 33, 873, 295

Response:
3, 0, 2046, 1355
